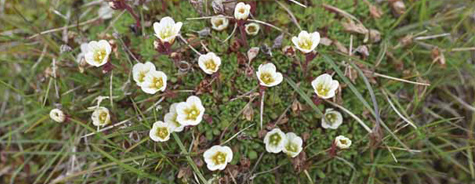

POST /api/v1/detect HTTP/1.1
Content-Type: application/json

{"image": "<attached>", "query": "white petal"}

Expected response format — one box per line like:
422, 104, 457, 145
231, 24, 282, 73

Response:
310, 31, 321, 50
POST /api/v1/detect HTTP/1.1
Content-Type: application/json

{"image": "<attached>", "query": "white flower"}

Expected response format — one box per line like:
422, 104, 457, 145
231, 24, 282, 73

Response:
176, 96, 205, 126
198, 52, 221, 75
149, 121, 172, 142
211, 15, 229, 31
321, 108, 343, 129
311, 73, 339, 99
335, 135, 352, 149
291, 31, 320, 53
234, 2, 251, 20
84, 40, 112, 67
256, 63, 283, 87
264, 128, 286, 153
133, 62, 156, 86
153, 16, 183, 44
282, 132, 303, 158
50, 109, 66, 123
141, 70, 167, 94
91, 107, 111, 127
245, 23, 260, 35
203, 145, 233, 171
164, 103, 185, 132
76, 43, 89, 64
98, 3, 114, 20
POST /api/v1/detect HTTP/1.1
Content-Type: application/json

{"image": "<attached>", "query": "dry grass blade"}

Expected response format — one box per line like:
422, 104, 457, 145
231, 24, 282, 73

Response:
381, 89, 418, 129
325, 100, 373, 133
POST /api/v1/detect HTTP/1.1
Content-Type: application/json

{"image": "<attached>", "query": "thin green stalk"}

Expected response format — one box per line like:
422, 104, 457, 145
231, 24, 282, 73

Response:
173, 133, 208, 184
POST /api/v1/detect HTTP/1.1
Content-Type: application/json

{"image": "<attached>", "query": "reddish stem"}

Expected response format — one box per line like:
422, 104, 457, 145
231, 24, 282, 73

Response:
124, 4, 141, 29
238, 20, 248, 48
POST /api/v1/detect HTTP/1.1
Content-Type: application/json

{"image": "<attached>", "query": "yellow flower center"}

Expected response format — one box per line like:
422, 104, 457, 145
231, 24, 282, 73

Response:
138, 72, 146, 83
298, 38, 313, 51
270, 133, 282, 146
259, 72, 275, 85
159, 27, 174, 40
340, 139, 348, 145
247, 25, 257, 33
155, 127, 169, 139
316, 84, 330, 97
93, 49, 107, 63
150, 77, 164, 90
238, 8, 245, 14
211, 151, 227, 165
205, 60, 217, 71
99, 111, 108, 124
285, 142, 298, 153
185, 105, 200, 120
325, 113, 337, 125
214, 19, 224, 27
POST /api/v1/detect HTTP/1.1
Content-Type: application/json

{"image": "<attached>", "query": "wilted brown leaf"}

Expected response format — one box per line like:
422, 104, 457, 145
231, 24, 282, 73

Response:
342, 19, 368, 35
247, 47, 260, 63
320, 37, 333, 46
431, 47, 446, 67
333, 40, 349, 54
354, 45, 370, 59
389, 0, 406, 16
282, 46, 296, 57
243, 103, 254, 121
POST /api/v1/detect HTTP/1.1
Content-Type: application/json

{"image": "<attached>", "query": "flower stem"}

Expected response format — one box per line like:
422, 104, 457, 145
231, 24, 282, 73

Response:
172, 133, 208, 184
238, 20, 248, 48
259, 86, 266, 130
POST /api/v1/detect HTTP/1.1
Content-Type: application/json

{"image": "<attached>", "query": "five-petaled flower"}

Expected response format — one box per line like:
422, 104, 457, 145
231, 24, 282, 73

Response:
91, 107, 111, 127
292, 30, 320, 54
211, 15, 229, 31
234, 2, 251, 20
335, 135, 352, 149
50, 108, 66, 123
245, 23, 260, 35
85, 40, 112, 67
198, 52, 221, 75
141, 70, 167, 94
311, 73, 339, 99
256, 63, 283, 87
153, 16, 183, 44
321, 108, 343, 129
264, 128, 286, 153
203, 145, 233, 171
133, 62, 156, 87
282, 132, 303, 158
164, 103, 185, 132
149, 121, 173, 142
176, 96, 205, 126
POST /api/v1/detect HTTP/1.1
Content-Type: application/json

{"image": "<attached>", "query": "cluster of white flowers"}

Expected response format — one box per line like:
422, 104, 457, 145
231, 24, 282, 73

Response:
149, 96, 205, 142
55, 5, 356, 176
209, 2, 259, 36
132, 62, 168, 94
264, 128, 303, 158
